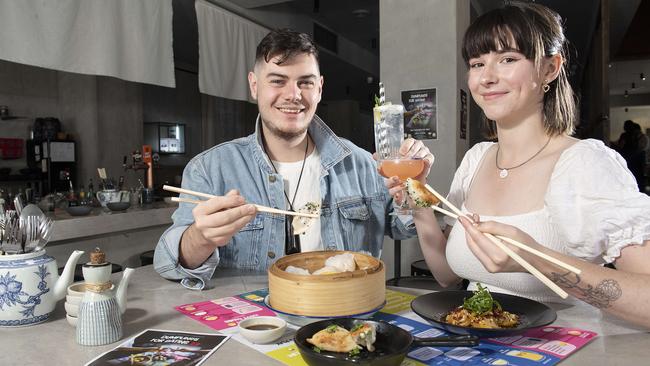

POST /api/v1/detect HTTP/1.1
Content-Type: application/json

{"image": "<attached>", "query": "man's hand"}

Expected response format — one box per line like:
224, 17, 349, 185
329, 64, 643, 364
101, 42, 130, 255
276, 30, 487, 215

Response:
179, 189, 257, 269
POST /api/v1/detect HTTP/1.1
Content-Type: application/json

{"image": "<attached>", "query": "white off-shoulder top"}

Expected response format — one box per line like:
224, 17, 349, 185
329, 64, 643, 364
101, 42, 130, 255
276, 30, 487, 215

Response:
443, 139, 650, 303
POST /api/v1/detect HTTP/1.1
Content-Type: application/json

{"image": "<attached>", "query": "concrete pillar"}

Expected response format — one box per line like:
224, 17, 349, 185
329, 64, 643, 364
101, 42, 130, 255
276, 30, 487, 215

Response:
379, 0, 470, 277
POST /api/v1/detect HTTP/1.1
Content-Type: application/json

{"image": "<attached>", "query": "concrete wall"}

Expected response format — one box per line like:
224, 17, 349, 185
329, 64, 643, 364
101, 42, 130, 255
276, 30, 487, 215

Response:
0, 59, 143, 191
379, 0, 470, 277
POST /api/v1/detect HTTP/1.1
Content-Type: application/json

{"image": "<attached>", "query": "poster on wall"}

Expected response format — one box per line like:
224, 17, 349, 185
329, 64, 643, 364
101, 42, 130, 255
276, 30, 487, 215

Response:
460, 89, 468, 140
401, 88, 437, 140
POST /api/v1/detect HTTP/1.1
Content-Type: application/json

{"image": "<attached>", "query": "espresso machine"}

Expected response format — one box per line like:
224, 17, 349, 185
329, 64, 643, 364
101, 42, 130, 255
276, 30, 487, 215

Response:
123, 145, 158, 204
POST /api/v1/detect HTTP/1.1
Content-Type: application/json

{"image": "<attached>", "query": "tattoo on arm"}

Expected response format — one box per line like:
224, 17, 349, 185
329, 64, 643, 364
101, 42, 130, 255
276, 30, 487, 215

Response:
549, 271, 622, 309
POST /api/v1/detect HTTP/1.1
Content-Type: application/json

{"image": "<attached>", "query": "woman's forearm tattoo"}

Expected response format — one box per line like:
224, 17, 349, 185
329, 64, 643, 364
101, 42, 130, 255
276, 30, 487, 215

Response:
549, 271, 622, 309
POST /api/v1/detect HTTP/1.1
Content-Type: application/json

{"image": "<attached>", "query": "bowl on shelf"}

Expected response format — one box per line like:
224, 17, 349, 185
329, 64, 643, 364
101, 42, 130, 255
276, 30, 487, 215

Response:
66, 206, 93, 216
106, 202, 131, 212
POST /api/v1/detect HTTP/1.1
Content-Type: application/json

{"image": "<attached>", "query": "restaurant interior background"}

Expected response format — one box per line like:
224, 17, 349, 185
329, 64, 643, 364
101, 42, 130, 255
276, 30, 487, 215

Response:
0, 0, 648, 281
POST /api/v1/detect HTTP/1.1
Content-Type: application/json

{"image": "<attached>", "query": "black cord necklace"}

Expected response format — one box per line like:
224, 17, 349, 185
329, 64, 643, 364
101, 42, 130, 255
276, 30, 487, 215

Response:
262, 133, 309, 255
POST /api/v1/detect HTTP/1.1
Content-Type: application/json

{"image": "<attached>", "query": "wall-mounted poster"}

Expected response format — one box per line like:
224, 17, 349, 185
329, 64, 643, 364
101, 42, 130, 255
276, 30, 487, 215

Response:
460, 89, 468, 140
401, 88, 437, 140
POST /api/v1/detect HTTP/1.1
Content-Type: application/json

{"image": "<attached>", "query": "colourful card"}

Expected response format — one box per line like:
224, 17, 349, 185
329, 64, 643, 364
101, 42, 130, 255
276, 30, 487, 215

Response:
175, 296, 276, 331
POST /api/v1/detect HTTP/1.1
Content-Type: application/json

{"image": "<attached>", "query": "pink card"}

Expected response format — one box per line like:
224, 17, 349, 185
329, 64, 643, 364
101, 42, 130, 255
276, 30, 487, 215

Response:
176, 296, 277, 331
488, 326, 598, 358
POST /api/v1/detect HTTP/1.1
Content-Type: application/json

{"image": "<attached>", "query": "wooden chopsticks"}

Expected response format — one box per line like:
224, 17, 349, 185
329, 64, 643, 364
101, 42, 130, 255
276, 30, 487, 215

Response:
163, 185, 319, 219
424, 183, 573, 299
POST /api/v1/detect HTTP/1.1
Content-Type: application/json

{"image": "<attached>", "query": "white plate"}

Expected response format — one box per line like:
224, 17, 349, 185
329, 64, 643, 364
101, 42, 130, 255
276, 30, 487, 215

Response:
264, 295, 385, 327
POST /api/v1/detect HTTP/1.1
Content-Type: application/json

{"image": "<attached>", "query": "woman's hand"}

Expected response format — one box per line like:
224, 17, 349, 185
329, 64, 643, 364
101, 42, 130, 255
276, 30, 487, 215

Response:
399, 138, 434, 182
458, 214, 546, 273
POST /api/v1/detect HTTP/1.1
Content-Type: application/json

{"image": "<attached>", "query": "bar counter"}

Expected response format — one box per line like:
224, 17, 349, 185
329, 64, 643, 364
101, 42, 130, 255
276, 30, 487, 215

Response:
3, 266, 648, 366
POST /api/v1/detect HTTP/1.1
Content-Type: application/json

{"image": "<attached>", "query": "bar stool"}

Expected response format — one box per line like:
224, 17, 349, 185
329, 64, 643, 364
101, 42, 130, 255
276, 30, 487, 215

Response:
140, 250, 155, 266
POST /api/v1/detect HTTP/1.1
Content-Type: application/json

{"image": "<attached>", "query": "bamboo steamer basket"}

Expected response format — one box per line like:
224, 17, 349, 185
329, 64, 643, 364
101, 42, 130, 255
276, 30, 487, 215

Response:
268, 250, 385, 317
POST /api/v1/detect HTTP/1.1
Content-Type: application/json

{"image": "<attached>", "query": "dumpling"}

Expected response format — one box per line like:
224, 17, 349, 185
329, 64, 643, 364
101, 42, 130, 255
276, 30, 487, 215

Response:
350, 323, 377, 352
285, 265, 311, 275
312, 266, 339, 275
325, 253, 356, 272
307, 325, 359, 353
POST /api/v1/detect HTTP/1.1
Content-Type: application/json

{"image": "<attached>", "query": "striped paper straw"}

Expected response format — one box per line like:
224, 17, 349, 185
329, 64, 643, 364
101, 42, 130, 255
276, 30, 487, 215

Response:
379, 82, 385, 106
375, 82, 390, 159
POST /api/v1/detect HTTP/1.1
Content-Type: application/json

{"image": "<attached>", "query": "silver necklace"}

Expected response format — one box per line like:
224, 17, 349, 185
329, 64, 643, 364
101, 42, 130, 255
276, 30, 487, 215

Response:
496, 137, 551, 178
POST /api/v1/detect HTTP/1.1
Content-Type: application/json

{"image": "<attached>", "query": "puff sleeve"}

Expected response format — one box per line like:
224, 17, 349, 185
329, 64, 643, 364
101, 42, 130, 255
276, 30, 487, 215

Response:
546, 139, 650, 264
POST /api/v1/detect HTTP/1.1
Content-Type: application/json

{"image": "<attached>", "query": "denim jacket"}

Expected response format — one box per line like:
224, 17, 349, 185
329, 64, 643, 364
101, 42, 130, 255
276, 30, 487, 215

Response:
154, 115, 416, 289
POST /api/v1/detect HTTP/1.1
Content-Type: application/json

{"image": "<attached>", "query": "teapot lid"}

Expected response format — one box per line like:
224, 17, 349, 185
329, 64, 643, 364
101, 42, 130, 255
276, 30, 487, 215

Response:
84, 247, 109, 267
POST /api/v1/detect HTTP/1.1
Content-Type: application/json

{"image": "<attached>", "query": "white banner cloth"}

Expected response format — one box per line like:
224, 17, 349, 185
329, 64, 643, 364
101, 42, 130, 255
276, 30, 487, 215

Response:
196, 0, 268, 101
0, 0, 175, 87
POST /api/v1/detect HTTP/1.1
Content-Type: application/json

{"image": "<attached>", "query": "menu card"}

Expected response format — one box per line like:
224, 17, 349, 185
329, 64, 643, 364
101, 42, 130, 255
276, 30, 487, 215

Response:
84, 329, 229, 366
175, 289, 598, 366
175, 289, 274, 331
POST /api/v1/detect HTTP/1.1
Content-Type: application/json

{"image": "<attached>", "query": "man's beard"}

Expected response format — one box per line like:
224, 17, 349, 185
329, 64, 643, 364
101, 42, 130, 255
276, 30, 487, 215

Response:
261, 118, 310, 140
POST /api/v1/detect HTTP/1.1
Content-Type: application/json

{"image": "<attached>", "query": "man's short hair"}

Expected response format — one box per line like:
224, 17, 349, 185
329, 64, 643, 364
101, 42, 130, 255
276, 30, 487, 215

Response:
255, 28, 319, 67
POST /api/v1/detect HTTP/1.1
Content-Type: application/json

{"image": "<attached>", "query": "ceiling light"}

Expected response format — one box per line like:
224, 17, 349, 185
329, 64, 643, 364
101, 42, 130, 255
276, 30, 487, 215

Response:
642, 73, 646, 81
632, 82, 636, 89
625, 107, 629, 112
624, 90, 629, 97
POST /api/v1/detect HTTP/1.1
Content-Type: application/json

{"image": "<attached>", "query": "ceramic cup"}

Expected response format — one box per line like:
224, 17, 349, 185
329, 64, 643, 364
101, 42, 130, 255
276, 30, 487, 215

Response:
238, 316, 287, 344
66, 314, 78, 327
64, 302, 79, 317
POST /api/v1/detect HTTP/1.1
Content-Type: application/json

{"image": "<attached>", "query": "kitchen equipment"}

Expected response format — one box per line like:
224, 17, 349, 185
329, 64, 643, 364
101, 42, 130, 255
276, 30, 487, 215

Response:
0, 249, 84, 327
76, 248, 134, 346
294, 318, 479, 366
96, 189, 129, 208
411, 291, 557, 338
106, 202, 130, 212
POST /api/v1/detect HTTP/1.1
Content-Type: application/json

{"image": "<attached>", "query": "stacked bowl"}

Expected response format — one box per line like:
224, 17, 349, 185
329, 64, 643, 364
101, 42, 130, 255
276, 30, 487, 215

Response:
64, 282, 86, 326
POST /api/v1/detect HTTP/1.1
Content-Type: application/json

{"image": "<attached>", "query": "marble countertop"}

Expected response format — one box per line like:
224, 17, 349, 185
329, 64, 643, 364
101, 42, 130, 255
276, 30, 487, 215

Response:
49, 203, 177, 242
2, 265, 648, 366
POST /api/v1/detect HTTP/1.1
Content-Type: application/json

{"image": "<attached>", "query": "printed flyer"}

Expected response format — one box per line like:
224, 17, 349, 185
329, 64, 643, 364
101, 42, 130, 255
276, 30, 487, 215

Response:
85, 329, 229, 366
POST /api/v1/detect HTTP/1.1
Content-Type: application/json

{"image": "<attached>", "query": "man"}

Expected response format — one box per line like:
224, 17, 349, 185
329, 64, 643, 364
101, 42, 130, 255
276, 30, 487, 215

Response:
154, 29, 433, 289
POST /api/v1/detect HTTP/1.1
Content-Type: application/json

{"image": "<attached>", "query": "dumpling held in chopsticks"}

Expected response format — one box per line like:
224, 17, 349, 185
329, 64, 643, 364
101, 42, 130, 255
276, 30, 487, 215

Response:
405, 178, 440, 208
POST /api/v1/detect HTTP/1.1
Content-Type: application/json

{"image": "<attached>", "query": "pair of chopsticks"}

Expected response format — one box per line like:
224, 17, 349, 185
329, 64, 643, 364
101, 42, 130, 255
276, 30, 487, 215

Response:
162, 185, 319, 219
423, 184, 580, 299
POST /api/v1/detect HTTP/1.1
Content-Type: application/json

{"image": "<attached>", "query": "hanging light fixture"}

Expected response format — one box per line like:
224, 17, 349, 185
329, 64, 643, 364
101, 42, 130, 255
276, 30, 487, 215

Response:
642, 73, 646, 81
632, 82, 636, 89
624, 90, 629, 97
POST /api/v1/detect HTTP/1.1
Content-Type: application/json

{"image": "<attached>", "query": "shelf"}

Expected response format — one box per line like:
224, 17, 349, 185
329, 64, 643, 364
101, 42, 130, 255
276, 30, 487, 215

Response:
0, 174, 43, 182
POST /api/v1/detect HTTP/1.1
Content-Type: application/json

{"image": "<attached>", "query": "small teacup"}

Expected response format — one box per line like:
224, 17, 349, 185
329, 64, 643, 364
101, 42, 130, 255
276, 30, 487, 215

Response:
66, 313, 78, 327
238, 316, 287, 344
64, 302, 79, 317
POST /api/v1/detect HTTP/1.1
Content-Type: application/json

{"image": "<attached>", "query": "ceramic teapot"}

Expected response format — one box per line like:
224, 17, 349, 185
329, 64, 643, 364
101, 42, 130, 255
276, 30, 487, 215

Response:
77, 248, 134, 346
96, 190, 129, 208
0, 249, 84, 327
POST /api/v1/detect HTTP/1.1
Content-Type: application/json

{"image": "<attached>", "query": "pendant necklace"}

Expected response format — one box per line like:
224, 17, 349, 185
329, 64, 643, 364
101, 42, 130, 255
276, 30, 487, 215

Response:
496, 137, 551, 179
262, 133, 309, 255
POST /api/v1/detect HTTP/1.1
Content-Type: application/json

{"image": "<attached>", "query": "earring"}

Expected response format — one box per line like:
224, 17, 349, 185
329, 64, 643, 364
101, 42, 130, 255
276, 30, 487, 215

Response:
542, 80, 550, 93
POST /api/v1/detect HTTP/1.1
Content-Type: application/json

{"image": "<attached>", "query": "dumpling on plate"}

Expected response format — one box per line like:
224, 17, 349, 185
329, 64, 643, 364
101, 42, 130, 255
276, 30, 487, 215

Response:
307, 325, 359, 353
350, 322, 377, 351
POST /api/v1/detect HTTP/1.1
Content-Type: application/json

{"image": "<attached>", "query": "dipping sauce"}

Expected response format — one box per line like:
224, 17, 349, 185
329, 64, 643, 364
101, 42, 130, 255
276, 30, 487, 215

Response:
245, 324, 278, 331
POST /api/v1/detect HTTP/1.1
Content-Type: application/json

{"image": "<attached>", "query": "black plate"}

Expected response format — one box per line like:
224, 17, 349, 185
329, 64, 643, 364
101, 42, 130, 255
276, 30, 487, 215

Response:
294, 318, 478, 366
411, 291, 557, 338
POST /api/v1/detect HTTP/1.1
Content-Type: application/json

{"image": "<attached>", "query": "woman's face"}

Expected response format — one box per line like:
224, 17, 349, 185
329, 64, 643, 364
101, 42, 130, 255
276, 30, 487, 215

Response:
467, 50, 545, 123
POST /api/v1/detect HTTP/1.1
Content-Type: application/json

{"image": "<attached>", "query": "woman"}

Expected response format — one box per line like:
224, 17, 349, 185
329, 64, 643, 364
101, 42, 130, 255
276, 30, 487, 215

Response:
391, 2, 650, 328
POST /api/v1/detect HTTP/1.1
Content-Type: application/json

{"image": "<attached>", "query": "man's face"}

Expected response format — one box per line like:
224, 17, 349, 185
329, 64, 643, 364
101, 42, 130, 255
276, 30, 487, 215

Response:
248, 53, 323, 140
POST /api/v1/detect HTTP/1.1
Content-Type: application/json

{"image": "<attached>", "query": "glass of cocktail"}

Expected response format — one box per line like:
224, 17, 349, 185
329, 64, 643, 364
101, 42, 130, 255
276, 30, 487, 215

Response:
374, 103, 425, 215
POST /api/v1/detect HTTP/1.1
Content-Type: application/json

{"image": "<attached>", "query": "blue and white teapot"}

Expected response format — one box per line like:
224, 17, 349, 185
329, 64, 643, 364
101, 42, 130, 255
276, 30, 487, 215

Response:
0, 249, 84, 327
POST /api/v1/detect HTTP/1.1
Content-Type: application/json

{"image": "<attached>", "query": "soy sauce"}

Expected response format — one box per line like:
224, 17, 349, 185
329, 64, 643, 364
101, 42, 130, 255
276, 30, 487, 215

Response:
245, 324, 278, 330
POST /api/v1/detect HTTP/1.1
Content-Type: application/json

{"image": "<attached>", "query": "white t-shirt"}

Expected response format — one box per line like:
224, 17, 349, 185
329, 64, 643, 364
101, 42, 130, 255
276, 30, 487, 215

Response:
272, 147, 322, 252
444, 139, 650, 303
